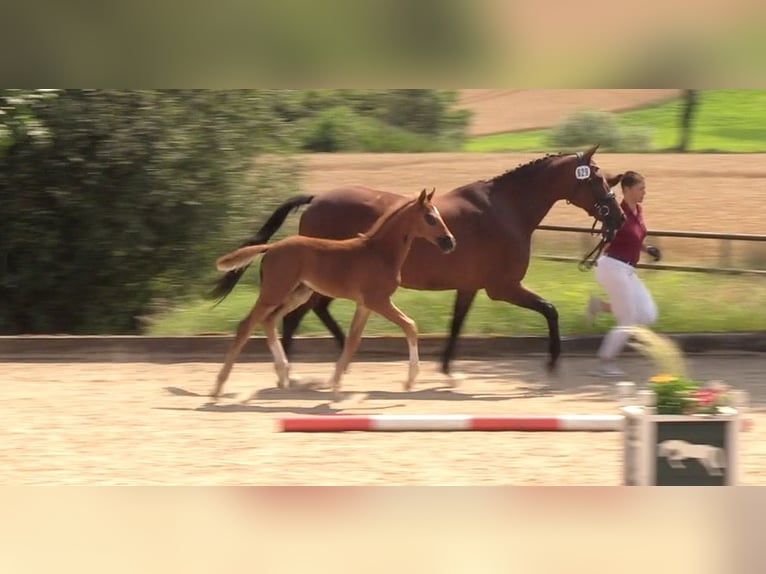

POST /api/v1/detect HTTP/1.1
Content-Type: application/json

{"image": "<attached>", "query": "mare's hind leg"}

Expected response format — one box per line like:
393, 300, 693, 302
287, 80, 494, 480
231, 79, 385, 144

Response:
212, 297, 278, 398
327, 304, 371, 400
313, 296, 346, 350
366, 298, 419, 391
281, 293, 346, 358
441, 289, 478, 382
486, 281, 561, 372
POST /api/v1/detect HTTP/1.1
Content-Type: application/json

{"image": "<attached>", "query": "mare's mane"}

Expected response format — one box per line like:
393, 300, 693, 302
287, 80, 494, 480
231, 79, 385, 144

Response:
487, 152, 569, 185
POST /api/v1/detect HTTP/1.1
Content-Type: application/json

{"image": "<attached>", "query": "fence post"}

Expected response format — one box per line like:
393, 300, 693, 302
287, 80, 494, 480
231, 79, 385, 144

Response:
719, 239, 732, 268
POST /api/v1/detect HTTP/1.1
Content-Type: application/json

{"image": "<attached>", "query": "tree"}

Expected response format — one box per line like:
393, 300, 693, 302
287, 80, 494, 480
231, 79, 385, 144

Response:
0, 89, 299, 334
677, 89, 699, 152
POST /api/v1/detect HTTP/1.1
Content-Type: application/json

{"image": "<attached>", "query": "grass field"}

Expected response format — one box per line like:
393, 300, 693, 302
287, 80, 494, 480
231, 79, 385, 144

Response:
148, 260, 766, 337
464, 90, 766, 153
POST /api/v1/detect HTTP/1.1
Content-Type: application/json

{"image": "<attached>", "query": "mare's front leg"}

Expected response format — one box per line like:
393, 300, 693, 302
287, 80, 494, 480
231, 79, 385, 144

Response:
327, 304, 371, 400
485, 281, 561, 372
367, 298, 420, 390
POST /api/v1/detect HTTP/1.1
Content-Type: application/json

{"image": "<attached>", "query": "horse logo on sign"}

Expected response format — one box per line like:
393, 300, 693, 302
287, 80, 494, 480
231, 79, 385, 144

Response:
657, 439, 726, 477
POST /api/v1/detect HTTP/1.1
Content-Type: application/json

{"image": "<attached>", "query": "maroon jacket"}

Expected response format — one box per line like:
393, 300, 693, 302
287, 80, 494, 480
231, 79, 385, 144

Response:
605, 201, 646, 266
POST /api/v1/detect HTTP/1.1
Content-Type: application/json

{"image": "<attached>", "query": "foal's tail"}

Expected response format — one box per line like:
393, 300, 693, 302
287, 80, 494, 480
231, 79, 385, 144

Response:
206, 194, 315, 303
216, 244, 272, 272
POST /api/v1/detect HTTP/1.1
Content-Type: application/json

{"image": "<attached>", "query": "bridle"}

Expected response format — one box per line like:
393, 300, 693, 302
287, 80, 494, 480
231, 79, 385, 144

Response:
570, 152, 621, 271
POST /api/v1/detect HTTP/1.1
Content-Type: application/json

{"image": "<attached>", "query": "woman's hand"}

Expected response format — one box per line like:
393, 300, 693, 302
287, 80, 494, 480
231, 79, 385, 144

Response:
645, 245, 662, 262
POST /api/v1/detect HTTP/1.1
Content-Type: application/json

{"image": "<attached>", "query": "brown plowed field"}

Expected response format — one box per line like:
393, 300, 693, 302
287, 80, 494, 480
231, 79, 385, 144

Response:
300, 151, 766, 265
457, 89, 681, 135
302, 152, 766, 233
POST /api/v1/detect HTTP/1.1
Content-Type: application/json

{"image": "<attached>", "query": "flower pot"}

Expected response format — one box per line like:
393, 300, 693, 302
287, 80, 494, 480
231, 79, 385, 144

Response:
618, 383, 747, 486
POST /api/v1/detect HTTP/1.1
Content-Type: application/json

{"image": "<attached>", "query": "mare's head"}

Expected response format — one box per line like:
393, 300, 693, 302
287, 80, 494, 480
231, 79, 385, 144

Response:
407, 188, 456, 253
562, 144, 625, 240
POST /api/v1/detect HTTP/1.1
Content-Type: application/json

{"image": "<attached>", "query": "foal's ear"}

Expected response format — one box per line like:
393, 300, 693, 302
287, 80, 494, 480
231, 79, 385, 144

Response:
426, 187, 436, 201
606, 173, 624, 188
418, 188, 428, 204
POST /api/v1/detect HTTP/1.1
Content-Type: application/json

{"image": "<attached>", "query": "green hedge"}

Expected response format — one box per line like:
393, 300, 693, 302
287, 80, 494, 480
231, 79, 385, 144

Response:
0, 89, 300, 334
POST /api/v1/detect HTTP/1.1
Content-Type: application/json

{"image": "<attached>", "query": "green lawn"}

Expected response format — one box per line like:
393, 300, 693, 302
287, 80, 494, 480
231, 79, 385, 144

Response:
465, 90, 766, 153
147, 260, 766, 337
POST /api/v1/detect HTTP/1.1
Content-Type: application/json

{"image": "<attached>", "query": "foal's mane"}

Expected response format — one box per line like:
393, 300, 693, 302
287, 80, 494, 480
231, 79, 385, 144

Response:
487, 152, 569, 184
358, 195, 419, 240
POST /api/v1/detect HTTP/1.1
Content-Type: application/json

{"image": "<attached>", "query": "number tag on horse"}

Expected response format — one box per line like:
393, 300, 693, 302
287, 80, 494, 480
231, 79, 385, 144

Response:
575, 165, 591, 180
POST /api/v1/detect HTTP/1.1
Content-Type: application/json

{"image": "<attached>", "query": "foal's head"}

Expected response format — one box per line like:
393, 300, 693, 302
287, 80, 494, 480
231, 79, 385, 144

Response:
407, 187, 456, 253
564, 144, 625, 239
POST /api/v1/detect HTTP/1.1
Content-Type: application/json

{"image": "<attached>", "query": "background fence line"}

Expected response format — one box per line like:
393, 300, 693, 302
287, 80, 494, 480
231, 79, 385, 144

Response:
534, 225, 766, 276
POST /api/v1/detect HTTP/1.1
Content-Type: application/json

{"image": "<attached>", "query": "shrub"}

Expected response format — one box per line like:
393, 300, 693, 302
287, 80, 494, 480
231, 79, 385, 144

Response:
299, 104, 454, 152
548, 109, 654, 152
615, 125, 653, 152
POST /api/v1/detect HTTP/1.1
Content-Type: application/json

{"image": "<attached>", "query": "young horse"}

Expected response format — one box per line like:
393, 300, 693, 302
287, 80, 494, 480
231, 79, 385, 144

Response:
210, 145, 624, 380
211, 188, 456, 400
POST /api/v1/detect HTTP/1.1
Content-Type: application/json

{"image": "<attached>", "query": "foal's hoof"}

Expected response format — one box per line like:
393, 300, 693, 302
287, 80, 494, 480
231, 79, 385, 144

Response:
287, 375, 303, 388
445, 372, 465, 388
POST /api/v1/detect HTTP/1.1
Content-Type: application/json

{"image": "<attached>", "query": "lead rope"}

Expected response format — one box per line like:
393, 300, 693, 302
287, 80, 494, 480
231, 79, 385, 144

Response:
578, 219, 608, 271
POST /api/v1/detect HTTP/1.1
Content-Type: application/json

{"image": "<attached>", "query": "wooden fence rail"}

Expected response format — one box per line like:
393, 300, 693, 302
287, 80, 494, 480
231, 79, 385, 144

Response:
535, 225, 766, 276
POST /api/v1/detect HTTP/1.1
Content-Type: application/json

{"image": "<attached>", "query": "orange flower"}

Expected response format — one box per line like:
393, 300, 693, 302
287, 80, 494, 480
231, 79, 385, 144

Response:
649, 374, 676, 383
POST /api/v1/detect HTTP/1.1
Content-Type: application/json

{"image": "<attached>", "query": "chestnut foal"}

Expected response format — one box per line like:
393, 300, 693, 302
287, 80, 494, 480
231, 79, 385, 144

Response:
211, 188, 456, 400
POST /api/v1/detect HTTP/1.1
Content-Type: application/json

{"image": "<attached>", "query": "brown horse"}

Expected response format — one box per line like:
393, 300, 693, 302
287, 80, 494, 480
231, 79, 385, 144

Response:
211, 187, 456, 400
210, 145, 625, 379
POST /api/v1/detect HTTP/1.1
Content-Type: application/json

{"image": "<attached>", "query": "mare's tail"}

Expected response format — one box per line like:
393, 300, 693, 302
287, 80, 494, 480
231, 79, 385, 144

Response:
206, 194, 315, 303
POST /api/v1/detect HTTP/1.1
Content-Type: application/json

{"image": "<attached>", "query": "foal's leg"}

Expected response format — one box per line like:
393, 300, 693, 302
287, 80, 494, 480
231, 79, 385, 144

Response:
327, 304, 371, 400
367, 299, 420, 390
486, 281, 560, 372
280, 301, 313, 359
268, 284, 314, 388
262, 314, 289, 390
212, 297, 278, 398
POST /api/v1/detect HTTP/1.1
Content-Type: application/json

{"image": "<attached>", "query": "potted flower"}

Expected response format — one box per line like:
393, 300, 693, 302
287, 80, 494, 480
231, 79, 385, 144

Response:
619, 327, 747, 486
648, 374, 732, 416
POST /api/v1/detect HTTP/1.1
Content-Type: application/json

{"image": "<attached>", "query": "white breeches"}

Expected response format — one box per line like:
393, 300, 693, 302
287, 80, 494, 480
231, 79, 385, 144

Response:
594, 254, 658, 360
